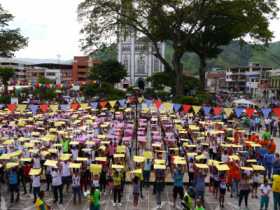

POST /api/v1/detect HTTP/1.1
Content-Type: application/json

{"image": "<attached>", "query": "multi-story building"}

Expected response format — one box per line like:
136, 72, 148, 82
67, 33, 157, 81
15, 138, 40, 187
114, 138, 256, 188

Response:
0, 57, 29, 84
225, 63, 272, 97
72, 56, 100, 84
268, 69, 280, 99
0, 57, 73, 85
205, 71, 226, 93
25, 67, 45, 84
33, 63, 72, 85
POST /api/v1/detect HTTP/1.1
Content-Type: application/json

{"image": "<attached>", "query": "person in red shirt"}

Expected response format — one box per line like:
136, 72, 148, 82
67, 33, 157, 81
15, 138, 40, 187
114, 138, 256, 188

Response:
228, 161, 241, 198
22, 161, 32, 194
250, 133, 259, 142
267, 139, 276, 154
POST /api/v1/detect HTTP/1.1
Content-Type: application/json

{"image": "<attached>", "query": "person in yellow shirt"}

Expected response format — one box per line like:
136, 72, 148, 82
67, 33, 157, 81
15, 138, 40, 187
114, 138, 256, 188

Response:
272, 174, 280, 210
35, 191, 50, 210
112, 170, 122, 206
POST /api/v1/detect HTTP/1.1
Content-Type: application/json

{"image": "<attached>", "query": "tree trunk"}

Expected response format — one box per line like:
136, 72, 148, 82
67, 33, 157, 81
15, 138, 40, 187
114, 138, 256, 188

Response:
3, 80, 8, 96
199, 56, 207, 90
175, 66, 184, 97
172, 52, 184, 97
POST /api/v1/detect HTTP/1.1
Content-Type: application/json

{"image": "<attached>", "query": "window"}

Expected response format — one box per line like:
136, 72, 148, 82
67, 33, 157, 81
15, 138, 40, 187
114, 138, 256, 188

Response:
137, 55, 145, 74
122, 55, 129, 74
46, 72, 56, 76
153, 58, 160, 73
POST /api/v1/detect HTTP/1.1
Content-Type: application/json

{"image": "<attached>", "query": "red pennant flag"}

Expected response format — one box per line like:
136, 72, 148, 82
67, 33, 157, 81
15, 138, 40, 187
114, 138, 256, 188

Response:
100, 101, 107, 109
213, 107, 222, 116
245, 108, 255, 118
71, 103, 80, 111
273, 107, 280, 118
45, 83, 50, 88
40, 104, 49, 113
154, 99, 161, 109
7, 104, 16, 112
183, 104, 192, 113
35, 83, 40, 88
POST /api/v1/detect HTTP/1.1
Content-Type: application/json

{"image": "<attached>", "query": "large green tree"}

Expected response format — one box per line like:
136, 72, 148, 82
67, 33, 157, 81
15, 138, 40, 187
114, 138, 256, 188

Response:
90, 60, 127, 85
0, 67, 15, 95
78, 0, 278, 95
189, 1, 278, 88
0, 4, 28, 57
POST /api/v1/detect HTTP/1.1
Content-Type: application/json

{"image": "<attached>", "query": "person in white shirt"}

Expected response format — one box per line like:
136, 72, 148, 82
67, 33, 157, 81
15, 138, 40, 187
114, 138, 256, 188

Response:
259, 179, 271, 210
33, 155, 41, 169
72, 170, 81, 204
71, 147, 79, 161
251, 172, 262, 198
32, 174, 41, 203
61, 161, 71, 193
51, 168, 63, 204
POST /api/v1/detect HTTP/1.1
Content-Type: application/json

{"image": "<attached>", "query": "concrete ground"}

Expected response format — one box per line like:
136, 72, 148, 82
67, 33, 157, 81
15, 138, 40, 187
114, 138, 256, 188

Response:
2, 132, 279, 210
3, 183, 276, 210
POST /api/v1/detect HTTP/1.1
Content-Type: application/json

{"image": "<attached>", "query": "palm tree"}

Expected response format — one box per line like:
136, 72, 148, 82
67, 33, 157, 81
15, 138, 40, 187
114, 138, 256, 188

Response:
0, 67, 15, 96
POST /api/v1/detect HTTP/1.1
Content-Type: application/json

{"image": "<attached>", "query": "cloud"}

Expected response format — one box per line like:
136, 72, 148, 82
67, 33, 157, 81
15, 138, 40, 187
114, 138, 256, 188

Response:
1, 0, 83, 59
1, 0, 280, 59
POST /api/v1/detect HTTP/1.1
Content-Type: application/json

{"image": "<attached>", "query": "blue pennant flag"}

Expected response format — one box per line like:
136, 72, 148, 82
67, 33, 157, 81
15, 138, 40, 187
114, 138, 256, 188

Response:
30, 105, 38, 115
118, 99, 126, 108
90, 102, 98, 109
0, 104, 4, 109
60, 104, 70, 111
203, 106, 211, 116
159, 104, 164, 111
173, 104, 182, 112
234, 107, 244, 118
261, 108, 271, 118
144, 99, 153, 107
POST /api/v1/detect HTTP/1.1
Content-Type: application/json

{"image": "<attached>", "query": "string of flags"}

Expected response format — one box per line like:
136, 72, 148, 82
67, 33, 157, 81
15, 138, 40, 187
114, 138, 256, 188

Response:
1, 98, 280, 118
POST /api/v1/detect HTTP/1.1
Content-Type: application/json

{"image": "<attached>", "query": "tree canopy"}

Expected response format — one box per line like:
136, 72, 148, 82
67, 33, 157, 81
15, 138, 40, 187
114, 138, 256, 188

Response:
90, 60, 127, 85
0, 4, 28, 57
0, 67, 15, 95
78, 0, 278, 96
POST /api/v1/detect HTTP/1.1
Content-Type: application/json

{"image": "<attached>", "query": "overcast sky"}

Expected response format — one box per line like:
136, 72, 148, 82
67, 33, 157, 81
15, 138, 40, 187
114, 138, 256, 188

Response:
1, 0, 280, 60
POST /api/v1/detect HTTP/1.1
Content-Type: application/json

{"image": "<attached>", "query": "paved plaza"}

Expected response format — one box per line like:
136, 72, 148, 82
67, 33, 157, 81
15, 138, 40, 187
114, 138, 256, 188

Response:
2, 183, 276, 210
1, 131, 279, 210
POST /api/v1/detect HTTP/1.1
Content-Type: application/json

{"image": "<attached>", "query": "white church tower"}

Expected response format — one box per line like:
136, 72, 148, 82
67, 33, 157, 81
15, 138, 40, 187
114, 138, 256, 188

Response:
117, 30, 165, 87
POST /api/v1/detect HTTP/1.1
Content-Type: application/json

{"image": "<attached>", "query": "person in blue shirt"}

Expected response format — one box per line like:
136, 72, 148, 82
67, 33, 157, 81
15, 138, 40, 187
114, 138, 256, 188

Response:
143, 159, 152, 187
194, 171, 206, 207
264, 153, 275, 180
273, 153, 280, 175
7, 167, 20, 203
172, 166, 185, 208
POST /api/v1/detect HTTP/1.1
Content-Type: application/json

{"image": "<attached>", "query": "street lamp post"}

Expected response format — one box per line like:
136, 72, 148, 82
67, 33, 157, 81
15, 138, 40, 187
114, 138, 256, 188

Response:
135, 98, 138, 155
127, 88, 141, 155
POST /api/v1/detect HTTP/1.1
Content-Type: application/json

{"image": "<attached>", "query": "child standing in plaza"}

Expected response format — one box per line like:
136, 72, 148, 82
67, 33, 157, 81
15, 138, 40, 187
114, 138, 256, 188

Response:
132, 176, 140, 207
259, 179, 271, 210
219, 174, 227, 208
32, 173, 41, 203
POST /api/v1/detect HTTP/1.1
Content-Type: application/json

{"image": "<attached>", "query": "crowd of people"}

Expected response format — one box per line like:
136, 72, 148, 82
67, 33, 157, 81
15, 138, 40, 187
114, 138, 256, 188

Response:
0, 103, 279, 210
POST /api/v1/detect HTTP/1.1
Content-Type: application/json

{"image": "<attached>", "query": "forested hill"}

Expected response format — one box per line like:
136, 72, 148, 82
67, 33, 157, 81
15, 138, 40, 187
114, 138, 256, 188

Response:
91, 41, 280, 73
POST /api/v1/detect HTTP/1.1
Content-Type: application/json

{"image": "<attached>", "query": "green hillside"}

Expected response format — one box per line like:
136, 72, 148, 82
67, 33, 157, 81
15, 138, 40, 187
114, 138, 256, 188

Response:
91, 41, 280, 74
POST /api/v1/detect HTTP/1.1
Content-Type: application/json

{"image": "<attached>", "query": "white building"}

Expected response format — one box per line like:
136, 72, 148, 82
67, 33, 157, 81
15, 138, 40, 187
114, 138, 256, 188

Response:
44, 69, 61, 84
0, 57, 30, 83
118, 33, 165, 87
225, 63, 272, 98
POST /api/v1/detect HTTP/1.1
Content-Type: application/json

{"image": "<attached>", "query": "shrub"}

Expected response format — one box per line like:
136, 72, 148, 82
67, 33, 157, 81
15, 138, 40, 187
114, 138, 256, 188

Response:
172, 96, 199, 105
156, 91, 171, 101
172, 91, 213, 105
0, 95, 11, 104
143, 88, 156, 99
82, 82, 125, 100
82, 83, 99, 97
